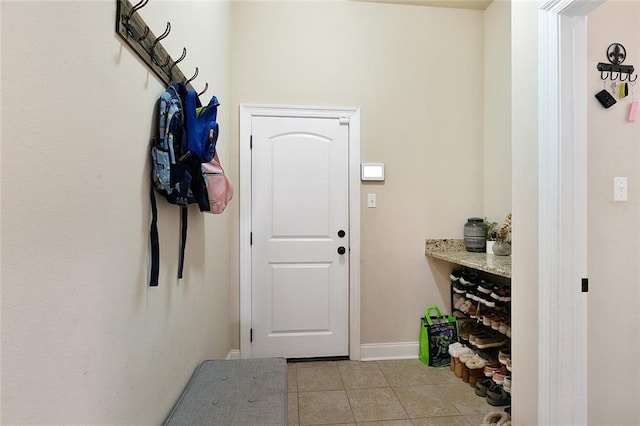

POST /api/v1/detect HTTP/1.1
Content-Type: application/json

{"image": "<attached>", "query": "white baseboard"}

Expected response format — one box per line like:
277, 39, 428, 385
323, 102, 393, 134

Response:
359, 342, 419, 361
226, 349, 241, 360
227, 344, 417, 361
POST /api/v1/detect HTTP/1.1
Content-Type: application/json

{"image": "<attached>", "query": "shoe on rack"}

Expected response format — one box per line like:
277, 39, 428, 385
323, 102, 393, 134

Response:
459, 320, 482, 340
449, 267, 464, 283
478, 280, 493, 294
459, 270, 478, 286
475, 378, 493, 397
454, 295, 467, 310
503, 376, 512, 393
487, 386, 511, 407
498, 349, 511, 365
492, 367, 508, 385
475, 334, 508, 349
482, 313, 498, 327
468, 304, 478, 318
491, 317, 506, 331
469, 331, 491, 346
498, 321, 509, 335
483, 362, 502, 378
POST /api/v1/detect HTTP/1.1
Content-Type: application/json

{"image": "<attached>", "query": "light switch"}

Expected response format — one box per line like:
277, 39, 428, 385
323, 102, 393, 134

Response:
614, 177, 628, 202
367, 193, 376, 208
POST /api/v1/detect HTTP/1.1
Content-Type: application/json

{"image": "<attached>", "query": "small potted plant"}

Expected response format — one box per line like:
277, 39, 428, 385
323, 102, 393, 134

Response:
492, 213, 512, 256
483, 218, 499, 254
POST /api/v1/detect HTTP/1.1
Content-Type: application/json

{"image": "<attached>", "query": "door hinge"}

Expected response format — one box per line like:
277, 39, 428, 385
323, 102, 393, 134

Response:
250, 328, 253, 342
250, 232, 253, 245
250, 134, 253, 149
582, 278, 589, 293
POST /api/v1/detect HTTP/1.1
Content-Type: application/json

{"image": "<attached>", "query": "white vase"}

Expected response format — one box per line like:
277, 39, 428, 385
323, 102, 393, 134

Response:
486, 241, 495, 254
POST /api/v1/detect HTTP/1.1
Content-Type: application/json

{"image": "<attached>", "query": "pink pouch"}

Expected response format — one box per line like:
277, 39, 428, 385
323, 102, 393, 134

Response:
202, 154, 233, 214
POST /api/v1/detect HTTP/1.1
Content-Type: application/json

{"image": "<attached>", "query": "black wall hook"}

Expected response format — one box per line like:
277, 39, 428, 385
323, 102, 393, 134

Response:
185, 67, 199, 86
198, 82, 208, 97
169, 47, 187, 78
150, 22, 171, 61
597, 42, 635, 82
126, 0, 149, 22
135, 25, 149, 42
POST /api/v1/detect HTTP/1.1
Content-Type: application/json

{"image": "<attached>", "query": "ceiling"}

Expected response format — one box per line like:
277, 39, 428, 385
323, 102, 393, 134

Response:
354, 0, 494, 11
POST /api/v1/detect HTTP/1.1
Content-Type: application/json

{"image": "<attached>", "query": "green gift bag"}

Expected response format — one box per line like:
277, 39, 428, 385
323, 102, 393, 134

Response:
419, 305, 459, 367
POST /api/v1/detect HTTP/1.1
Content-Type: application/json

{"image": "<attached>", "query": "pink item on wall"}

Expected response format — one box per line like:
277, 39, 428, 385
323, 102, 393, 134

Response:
628, 100, 639, 122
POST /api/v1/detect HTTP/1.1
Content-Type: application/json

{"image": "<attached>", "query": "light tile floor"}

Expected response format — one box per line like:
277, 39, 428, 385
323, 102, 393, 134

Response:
287, 359, 500, 426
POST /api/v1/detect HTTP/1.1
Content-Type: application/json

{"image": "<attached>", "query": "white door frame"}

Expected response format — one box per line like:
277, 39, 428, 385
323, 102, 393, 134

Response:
239, 104, 361, 360
538, 0, 604, 424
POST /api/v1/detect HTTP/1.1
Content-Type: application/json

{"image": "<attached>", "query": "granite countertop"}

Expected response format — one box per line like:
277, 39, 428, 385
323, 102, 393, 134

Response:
425, 239, 511, 278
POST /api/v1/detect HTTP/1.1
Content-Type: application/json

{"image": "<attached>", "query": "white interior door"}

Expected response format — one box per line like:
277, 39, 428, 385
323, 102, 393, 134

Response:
250, 115, 350, 359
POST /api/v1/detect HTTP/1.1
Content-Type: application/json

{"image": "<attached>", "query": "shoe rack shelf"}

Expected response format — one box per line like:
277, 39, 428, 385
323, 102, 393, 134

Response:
425, 239, 511, 278
426, 239, 512, 410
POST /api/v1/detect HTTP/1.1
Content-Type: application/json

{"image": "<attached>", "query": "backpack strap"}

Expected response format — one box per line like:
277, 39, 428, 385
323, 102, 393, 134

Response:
149, 184, 160, 287
178, 205, 188, 280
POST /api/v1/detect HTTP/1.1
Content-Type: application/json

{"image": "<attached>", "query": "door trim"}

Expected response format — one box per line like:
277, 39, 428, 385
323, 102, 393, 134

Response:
239, 104, 361, 360
538, 0, 604, 423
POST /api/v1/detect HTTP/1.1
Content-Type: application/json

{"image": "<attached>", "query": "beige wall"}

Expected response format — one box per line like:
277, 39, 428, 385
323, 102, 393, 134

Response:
484, 0, 512, 223
587, 1, 640, 423
1, 2, 233, 423
230, 0, 485, 346
510, 0, 540, 424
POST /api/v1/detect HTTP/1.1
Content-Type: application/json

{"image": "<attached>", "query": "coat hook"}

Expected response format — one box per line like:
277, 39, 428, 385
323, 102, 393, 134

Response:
126, 0, 150, 22
198, 82, 208, 97
601, 70, 610, 80
620, 72, 628, 82
151, 22, 171, 51
168, 47, 186, 78
630, 74, 638, 83
184, 67, 199, 86
150, 22, 171, 65
611, 71, 620, 81
135, 25, 149, 42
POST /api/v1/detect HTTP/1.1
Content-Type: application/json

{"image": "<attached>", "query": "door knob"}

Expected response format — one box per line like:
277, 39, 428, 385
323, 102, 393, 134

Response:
337, 246, 346, 255
338, 230, 346, 238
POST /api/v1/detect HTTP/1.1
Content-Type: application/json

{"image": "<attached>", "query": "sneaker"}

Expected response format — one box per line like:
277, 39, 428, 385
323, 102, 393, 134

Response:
483, 362, 502, 377
449, 267, 464, 282
482, 313, 498, 327
459, 270, 478, 286
498, 349, 511, 365
503, 376, 512, 393
492, 367, 508, 385
498, 321, 509, 335
453, 282, 467, 294
491, 317, 506, 331
478, 280, 493, 294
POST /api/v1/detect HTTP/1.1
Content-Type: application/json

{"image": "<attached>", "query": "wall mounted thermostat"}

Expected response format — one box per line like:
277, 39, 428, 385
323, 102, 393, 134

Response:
361, 163, 384, 181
